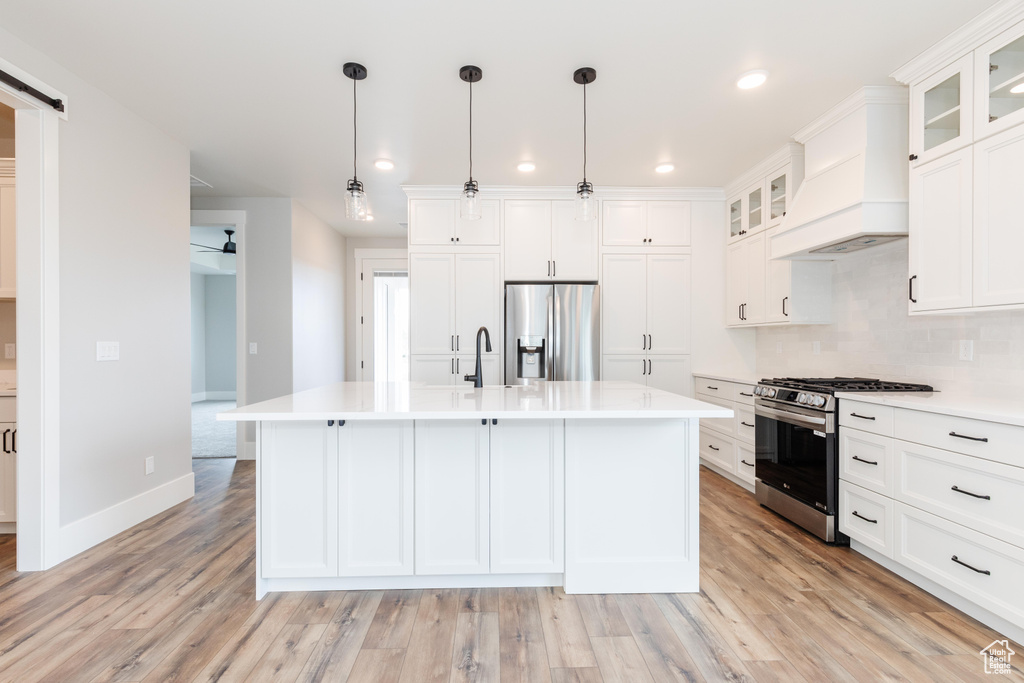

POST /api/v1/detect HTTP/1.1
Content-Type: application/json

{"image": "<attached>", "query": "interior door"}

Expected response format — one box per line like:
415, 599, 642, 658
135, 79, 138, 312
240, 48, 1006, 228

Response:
359, 258, 409, 380
909, 148, 973, 312
601, 254, 647, 354
645, 254, 690, 355
973, 125, 1024, 308
550, 200, 598, 280
504, 200, 552, 280
454, 253, 501, 355
410, 253, 455, 355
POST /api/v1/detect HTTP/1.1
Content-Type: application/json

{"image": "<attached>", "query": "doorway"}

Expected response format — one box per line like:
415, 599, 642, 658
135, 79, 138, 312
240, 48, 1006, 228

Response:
356, 251, 409, 381
190, 226, 237, 457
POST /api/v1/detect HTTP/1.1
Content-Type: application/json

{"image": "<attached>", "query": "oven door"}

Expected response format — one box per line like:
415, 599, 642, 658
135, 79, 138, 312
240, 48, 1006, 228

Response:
754, 400, 836, 514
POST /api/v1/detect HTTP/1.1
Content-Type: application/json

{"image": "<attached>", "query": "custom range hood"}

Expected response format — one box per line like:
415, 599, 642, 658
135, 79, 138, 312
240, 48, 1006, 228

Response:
770, 86, 909, 260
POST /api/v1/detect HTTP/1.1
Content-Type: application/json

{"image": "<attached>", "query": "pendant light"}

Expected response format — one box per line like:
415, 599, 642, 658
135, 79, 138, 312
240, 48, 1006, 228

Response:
459, 65, 483, 221
343, 62, 369, 221
574, 67, 597, 222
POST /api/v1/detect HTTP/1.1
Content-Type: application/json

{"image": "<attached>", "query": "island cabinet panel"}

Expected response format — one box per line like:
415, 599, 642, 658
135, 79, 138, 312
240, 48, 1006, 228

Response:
415, 420, 490, 575
490, 420, 565, 574
338, 422, 414, 576
564, 418, 697, 593
260, 423, 339, 579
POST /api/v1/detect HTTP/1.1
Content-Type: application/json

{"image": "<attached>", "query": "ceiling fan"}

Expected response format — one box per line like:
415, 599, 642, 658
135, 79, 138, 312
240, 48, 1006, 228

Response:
191, 229, 237, 254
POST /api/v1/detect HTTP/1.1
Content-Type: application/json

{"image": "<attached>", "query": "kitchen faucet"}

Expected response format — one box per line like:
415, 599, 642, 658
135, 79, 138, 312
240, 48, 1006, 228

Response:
463, 326, 492, 388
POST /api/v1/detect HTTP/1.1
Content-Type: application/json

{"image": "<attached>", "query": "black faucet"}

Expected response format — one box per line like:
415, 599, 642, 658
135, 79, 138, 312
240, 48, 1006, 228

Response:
463, 326, 492, 388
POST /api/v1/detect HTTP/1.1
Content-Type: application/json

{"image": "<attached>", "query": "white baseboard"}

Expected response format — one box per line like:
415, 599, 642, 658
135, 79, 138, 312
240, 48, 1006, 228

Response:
191, 391, 237, 403
58, 472, 196, 563
238, 440, 256, 461
0, 522, 15, 534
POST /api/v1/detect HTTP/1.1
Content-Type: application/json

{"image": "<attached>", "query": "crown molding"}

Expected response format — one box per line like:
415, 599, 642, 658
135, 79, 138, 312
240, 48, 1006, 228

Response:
792, 86, 908, 143
0, 159, 13, 178
891, 0, 1024, 85
724, 142, 803, 197
401, 185, 725, 201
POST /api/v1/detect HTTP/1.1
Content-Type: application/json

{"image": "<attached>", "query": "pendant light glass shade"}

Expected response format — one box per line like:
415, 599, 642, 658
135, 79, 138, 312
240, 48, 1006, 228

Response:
573, 67, 597, 223
345, 178, 367, 220
343, 62, 369, 221
460, 65, 483, 221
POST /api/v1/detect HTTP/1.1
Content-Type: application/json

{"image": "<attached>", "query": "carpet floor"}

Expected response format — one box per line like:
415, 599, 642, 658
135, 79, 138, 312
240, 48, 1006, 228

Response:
191, 400, 236, 458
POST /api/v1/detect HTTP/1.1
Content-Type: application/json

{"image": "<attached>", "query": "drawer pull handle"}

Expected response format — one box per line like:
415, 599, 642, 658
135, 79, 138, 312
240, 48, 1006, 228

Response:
708, 445, 720, 451
706, 386, 718, 390
951, 485, 990, 500
852, 510, 877, 524
851, 455, 878, 466
741, 421, 755, 428
741, 459, 754, 467
850, 413, 876, 421
949, 431, 988, 443
951, 555, 991, 576
739, 392, 753, 397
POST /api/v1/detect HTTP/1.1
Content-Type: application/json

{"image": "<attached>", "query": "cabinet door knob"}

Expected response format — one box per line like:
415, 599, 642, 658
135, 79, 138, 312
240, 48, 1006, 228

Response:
908, 154, 918, 161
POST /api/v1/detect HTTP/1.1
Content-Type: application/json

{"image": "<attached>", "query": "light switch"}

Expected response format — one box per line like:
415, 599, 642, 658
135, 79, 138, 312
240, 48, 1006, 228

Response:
96, 341, 120, 362
145, 456, 155, 475
3, 344, 14, 359
249, 342, 258, 355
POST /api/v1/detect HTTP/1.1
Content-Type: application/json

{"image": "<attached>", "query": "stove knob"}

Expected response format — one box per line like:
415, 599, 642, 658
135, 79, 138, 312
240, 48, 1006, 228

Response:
767, 388, 777, 398
797, 393, 807, 404
814, 396, 826, 407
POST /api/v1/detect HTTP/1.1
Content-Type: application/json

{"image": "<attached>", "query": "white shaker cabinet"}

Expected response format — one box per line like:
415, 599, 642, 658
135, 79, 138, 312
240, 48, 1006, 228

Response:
0, 169, 14, 299
454, 253, 502, 353
602, 253, 690, 356
409, 198, 500, 246
725, 234, 765, 325
909, 53, 974, 166
646, 254, 691, 355
410, 252, 499, 356
415, 420, 490, 575
490, 420, 565, 574
908, 148, 974, 312
974, 22, 1024, 141
504, 200, 598, 281
645, 355, 692, 397
973, 123, 1024, 307
602, 200, 690, 247
410, 354, 501, 386
601, 355, 647, 385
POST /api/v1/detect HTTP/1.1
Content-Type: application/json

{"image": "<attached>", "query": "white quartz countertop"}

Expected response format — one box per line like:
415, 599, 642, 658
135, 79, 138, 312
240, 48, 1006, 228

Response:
219, 381, 734, 422
835, 391, 1024, 427
692, 371, 760, 386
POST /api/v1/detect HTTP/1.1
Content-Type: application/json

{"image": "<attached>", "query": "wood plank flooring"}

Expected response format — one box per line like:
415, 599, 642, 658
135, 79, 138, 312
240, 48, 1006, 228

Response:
0, 458, 1020, 682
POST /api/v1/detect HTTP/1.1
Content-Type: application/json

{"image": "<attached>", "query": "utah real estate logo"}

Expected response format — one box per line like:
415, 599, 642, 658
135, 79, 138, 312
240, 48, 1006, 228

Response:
980, 640, 1015, 675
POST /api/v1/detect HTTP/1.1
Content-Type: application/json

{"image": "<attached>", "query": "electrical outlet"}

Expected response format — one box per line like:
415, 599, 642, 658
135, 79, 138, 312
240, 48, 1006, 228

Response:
249, 342, 258, 355
959, 339, 974, 361
812, 341, 821, 355
96, 341, 120, 362
776, 341, 783, 354
145, 456, 155, 475
3, 344, 14, 359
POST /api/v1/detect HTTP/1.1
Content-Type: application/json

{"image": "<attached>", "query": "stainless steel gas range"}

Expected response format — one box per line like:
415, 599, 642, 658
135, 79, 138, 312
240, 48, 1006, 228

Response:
753, 377, 933, 543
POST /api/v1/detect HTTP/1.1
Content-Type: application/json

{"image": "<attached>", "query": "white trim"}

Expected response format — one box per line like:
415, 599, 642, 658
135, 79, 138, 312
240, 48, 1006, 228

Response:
0, 522, 15, 534
354, 249, 409, 382
57, 472, 195, 563
724, 143, 804, 197
851, 540, 1024, 647
401, 185, 725, 201
891, 0, 1024, 84
792, 86, 909, 143
191, 391, 237, 403
259, 572, 561, 598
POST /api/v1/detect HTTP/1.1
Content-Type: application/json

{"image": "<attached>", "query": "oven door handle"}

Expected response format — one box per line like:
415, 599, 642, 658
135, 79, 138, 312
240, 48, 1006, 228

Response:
755, 404, 828, 430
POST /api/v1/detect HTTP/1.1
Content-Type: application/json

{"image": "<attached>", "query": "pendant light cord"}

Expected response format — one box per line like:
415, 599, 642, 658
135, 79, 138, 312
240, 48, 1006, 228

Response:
469, 78, 473, 183
582, 79, 587, 183
353, 76, 358, 182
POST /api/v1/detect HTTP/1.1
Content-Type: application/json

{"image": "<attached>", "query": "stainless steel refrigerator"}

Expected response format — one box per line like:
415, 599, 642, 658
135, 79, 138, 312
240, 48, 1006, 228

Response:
505, 283, 600, 385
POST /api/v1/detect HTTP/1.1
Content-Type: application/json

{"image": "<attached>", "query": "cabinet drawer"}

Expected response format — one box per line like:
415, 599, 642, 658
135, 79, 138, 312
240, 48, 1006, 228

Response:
896, 439, 1024, 549
840, 427, 894, 497
735, 441, 756, 486
695, 379, 729, 401
731, 384, 757, 405
699, 397, 735, 437
895, 409, 1024, 466
895, 502, 1024, 628
699, 428, 735, 474
838, 400, 894, 437
734, 406, 756, 445
840, 481, 894, 559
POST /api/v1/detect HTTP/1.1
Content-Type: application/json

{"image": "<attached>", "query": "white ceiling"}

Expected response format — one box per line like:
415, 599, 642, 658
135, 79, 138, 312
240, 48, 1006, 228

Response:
1, 0, 997, 237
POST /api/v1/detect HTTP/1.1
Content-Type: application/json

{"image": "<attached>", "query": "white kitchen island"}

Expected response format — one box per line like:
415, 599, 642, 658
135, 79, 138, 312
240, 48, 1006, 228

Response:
220, 381, 732, 599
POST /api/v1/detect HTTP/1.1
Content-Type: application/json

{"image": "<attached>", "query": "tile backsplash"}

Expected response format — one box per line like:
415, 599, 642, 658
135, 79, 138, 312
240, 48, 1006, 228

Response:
756, 240, 1024, 399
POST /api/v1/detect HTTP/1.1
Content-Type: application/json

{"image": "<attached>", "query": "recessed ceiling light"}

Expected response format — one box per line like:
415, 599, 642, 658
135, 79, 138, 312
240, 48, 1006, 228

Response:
374, 158, 394, 170
655, 163, 675, 173
1011, 83, 1024, 94
737, 70, 769, 90
517, 161, 536, 172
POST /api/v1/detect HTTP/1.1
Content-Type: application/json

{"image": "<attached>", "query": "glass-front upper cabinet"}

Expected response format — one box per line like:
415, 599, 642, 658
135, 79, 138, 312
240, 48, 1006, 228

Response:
767, 165, 790, 228
728, 195, 745, 242
747, 185, 764, 236
976, 21, 1024, 139
910, 53, 974, 166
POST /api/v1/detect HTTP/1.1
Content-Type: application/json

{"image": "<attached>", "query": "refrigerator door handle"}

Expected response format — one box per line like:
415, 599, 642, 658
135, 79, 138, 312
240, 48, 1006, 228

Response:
547, 290, 555, 380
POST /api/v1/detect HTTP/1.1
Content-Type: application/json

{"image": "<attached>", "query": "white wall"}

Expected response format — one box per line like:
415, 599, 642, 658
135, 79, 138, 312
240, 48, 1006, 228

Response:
204, 274, 236, 394
190, 273, 206, 396
0, 26, 194, 528
690, 200, 757, 378
190, 197, 293, 404
291, 201, 346, 392
344, 236, 407, 379
757, 241, 1024, 399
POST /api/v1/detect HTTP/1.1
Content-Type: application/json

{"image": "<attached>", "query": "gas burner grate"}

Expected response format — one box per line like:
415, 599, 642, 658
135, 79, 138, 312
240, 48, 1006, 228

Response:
760, 377, 934, 394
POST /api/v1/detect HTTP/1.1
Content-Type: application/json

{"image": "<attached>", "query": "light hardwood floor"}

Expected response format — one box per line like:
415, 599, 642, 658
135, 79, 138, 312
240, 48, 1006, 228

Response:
0, 459, 1020, 682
